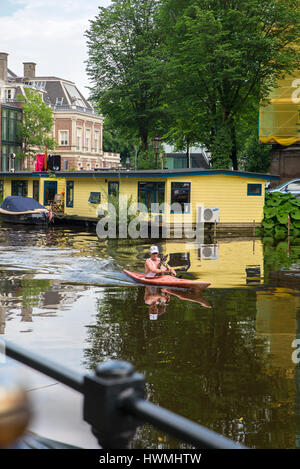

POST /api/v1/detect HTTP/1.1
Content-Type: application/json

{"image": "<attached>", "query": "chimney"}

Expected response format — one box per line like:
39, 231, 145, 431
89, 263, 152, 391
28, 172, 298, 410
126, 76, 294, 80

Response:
0, 53, 8, 82
23, 62, 36, 78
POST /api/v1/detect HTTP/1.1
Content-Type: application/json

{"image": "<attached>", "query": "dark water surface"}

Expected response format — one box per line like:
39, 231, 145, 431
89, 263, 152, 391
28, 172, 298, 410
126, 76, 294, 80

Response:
1, 224, 300, 449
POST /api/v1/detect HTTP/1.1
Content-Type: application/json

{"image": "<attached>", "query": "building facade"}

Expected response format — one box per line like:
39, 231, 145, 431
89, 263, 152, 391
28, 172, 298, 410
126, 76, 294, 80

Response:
0, 103, 23, 171
0, 53, 120, 171
0, 169, 279, 229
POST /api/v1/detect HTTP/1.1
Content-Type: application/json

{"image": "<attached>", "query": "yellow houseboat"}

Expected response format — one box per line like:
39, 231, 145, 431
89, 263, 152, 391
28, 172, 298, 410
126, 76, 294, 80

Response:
0, 168, 279, 231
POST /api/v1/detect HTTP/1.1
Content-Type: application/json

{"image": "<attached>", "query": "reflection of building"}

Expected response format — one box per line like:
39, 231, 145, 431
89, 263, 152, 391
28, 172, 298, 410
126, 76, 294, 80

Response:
0, 53, 120, 171
0, 306, 5, 334
160, 239, 264, 288
256, 288, 299, 369
21, 306, 33, 322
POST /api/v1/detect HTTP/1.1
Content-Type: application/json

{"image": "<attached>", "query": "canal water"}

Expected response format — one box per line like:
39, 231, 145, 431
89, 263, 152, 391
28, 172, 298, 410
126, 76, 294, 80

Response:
1, 224, 300, 449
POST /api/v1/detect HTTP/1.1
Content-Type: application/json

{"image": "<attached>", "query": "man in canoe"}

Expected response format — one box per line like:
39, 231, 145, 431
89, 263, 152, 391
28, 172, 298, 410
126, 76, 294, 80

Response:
145, 246, 176, 278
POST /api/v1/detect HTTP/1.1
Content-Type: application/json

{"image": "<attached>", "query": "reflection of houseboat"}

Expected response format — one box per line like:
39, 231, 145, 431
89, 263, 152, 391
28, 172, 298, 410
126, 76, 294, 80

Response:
159, 239, 264, 288
0, 168, 279, 229
0, 196, 52, 225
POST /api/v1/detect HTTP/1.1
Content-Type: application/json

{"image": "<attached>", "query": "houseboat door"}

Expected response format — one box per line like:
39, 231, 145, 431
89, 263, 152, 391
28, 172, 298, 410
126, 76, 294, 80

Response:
44, 181, 57, 206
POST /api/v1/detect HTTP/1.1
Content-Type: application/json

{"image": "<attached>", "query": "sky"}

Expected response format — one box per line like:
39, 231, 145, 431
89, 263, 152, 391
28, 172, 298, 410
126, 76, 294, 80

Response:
0, 0, 112, 98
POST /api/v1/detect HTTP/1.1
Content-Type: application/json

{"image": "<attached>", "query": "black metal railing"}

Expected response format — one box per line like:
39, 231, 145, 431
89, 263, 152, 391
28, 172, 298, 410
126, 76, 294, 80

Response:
3, 340, 247, 450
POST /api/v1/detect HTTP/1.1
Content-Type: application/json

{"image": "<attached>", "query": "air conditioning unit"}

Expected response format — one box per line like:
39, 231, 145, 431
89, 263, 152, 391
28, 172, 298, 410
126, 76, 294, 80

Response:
197, 207, 219, 223
198, 244, 218, 260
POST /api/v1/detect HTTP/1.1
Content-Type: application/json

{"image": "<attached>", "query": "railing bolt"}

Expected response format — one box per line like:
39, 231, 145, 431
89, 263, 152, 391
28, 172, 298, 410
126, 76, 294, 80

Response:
96, 361, 135, 379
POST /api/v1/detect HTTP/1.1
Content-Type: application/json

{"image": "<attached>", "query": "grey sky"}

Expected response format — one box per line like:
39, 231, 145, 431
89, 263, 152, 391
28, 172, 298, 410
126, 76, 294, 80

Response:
0, 0, 112, 98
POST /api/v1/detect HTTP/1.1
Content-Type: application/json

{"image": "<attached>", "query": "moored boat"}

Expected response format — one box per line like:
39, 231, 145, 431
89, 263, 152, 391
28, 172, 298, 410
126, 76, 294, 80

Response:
0, 196, 53, 225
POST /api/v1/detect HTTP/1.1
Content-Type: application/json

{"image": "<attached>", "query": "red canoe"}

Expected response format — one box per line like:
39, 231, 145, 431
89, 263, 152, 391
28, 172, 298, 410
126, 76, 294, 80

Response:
123, 270, 211, 290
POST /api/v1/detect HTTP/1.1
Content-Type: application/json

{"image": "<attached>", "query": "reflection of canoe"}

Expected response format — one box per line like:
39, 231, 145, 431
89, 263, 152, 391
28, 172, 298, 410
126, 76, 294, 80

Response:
164, 288, 212, 308
123, 270, 211, 290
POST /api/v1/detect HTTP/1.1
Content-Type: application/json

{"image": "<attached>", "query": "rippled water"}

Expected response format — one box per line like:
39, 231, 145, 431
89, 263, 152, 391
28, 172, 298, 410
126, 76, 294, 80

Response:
1, 224, 300, 449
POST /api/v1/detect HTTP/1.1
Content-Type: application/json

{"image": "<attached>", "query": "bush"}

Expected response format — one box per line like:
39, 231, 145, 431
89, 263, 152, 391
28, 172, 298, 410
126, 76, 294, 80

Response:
258, 192, 300, 241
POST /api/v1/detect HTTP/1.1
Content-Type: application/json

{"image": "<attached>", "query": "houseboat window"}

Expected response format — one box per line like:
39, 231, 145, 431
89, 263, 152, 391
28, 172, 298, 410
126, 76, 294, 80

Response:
33, 180, 39, 201
66, 181, 74, 207
44, 181, 57, 206
11, 180, 28, 197
138, 182, 165, 211
171, 182, 190, 213
88, 192, 101, 204
108, 181, 119, 198
247, 184, 262, 196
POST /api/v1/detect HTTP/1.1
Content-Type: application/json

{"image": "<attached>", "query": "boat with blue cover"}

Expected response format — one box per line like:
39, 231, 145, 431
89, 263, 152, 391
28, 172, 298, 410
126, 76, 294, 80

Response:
0, 196, 53, 225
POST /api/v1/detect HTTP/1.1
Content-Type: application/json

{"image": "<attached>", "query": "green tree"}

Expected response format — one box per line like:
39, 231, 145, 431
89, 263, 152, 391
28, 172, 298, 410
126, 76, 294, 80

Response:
17, 88, 56, 161
102, 116, 136, 166
160, 0, 300, 169
86, 0, 166, 163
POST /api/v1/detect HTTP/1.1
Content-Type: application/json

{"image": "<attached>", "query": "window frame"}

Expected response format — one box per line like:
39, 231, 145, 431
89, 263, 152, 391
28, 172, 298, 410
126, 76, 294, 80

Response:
138, 181, 165, 212
108, 181, 119, 198
11, 180, 28, 197
59, 130, 69, 146
66, 181, 74, 208
170, 182, 191, 213
247, 183, 262, 196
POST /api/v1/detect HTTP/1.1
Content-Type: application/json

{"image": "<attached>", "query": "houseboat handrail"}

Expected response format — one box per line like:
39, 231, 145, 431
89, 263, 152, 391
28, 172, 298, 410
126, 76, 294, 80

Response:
3, 339, 247, 450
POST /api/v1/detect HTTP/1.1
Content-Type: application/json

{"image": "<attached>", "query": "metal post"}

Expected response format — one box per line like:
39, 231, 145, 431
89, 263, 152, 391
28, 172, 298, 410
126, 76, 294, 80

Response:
83, 360, 145, 448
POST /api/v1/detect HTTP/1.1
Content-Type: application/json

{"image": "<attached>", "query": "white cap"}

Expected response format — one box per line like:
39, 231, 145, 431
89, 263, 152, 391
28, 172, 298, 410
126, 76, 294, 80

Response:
149, 314, 158, 320
149, 245, 159, 254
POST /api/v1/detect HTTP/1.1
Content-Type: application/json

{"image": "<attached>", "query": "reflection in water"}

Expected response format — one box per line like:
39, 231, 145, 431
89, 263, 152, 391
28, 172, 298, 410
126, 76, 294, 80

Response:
0, 223, 299, 448
144, 287, 170, 321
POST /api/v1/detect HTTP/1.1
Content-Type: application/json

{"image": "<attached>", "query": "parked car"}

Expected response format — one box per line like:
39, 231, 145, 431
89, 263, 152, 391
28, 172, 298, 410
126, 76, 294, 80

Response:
267, 178, 300, 198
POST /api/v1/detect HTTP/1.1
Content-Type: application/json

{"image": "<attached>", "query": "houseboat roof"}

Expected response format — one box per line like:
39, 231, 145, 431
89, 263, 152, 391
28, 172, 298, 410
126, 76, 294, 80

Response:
0, 169, 280, 180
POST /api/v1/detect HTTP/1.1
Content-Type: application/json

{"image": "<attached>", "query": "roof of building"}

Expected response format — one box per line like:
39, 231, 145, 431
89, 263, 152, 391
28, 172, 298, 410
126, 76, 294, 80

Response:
7, 69, 93, 111
0, 168, 280, 180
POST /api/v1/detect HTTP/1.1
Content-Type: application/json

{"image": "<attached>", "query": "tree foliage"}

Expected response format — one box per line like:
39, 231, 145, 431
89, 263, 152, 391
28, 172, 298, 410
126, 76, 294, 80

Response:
17, 89, 56, 159
86, 0, 300, 170
160, 0, 300, 169
86, 0, 165, 155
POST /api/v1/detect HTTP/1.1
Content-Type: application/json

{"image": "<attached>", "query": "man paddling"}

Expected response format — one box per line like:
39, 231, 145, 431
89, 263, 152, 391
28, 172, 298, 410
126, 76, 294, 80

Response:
145, 246, 176, 278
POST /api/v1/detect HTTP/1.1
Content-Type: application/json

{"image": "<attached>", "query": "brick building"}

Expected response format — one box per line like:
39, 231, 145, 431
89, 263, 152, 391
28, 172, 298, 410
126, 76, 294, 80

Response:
0, 53, 120, 171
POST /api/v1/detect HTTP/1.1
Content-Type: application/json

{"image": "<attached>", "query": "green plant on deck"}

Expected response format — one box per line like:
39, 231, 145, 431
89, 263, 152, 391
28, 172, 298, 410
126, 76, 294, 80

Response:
258, 192, 300, 243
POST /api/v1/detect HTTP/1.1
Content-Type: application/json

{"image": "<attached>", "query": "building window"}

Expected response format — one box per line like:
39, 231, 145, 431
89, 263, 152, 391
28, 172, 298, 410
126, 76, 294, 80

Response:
1, 109, 7, 141
5, 89, 12, 100
247, 184, 262, 196
76, 128, 82, 151
59, 130, 69, 146
33, 180, 39, 201
44, 181, 57, 205
171, 182, 190, 213
88, 192, 101, 204
31, 81, 46, 91
108, 181, 119, 197
56, 97, 64, 106
85, 128, 91, 152
11, 180, 28, 197
138, 182, 165, 211
94, 131, 99, 153
66, 181, 74, 208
